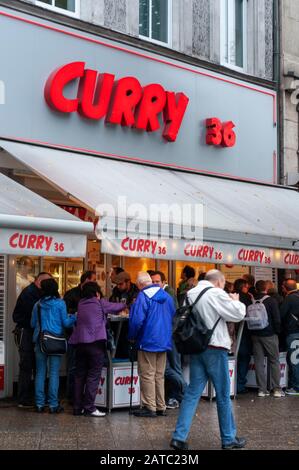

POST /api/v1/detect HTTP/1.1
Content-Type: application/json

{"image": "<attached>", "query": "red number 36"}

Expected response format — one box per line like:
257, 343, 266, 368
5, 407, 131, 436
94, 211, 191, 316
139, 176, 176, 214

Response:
206, 118, 236, 148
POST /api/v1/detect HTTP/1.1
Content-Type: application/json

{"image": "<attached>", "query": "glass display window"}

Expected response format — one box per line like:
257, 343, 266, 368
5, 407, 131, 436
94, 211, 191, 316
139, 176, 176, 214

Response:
16, 256, 40, 297
123, 257, 156, 283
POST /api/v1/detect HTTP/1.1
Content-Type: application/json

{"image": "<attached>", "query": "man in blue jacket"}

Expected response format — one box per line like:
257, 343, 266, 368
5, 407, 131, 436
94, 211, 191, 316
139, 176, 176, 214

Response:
129, 271, 176, 418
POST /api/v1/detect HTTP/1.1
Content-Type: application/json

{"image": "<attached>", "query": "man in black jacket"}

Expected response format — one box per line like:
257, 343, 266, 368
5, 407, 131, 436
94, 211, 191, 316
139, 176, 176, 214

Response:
281, 279, 299, 396
13, 272, 52, 407
251, 280, 283, 398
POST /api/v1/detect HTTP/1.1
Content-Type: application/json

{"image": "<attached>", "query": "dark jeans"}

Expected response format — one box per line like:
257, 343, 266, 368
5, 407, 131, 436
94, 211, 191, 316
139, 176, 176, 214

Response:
66, 344, 76, 401
165, 341, 186, 402
18, 328, 35, 404
73, 341, 106, 413
286, 333, 299, 391
237, 332, 252, 393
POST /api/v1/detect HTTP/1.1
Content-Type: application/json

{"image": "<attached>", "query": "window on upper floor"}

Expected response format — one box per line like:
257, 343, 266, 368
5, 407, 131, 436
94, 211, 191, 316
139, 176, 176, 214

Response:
35, 0, 80, 18
139, 0, 172, 46
221, 0, 247, 72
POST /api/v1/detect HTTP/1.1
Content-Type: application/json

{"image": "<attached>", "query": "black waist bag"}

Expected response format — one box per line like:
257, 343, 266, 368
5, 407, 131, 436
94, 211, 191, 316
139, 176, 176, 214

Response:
173, 287, 220, 355
37, 303, 67, 356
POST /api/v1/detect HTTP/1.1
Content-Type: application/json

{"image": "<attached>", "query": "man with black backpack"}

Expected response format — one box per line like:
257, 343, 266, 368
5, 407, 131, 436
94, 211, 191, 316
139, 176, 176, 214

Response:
281, 279, 299, 396
250, 280, 283, 398
171, 269, 246, 451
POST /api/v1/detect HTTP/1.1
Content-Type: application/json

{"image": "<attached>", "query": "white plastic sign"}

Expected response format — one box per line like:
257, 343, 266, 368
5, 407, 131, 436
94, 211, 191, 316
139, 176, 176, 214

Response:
112, 365, 140, 407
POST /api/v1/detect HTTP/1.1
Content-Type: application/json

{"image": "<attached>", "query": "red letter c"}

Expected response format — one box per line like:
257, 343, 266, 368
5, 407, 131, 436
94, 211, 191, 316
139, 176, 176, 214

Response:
44, 62, 85, 113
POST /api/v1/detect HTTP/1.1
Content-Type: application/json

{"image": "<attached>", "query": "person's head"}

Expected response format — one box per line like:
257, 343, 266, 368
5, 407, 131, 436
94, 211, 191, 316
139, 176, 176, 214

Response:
234, 278, 249, 294
255, 280, 267, 294
205, 269, 225, 289
136, 271, 152, 290
224, 281, 234, 294
115, 272, 132, 293
40, 278, 60, 298
147, 270, 155, 277
198, 272, 206, 282
151, 271, 166, 288
265, 280, 274, 293
110, 267, 124, 284
80, 271, 97, 287
243, 274, 255, 288
282, 279, 298, 295
34, 272, 52, 289
181, 265, 195, 281
81, 282, 103, 299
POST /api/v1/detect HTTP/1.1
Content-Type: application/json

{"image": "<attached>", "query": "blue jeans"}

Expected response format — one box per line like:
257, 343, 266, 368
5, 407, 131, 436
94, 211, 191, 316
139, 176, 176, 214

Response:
165, 341, 186, 402
173, 348, 236, 446
286, 333, 299, 391
35, 346, 62, 409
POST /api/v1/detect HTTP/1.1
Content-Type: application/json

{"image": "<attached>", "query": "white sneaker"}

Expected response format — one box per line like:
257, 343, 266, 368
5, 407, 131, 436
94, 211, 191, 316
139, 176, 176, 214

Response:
258, 391, 270, 398
273, 390, 285, 398
91, 409, 106, 417
285, 388, 299, 396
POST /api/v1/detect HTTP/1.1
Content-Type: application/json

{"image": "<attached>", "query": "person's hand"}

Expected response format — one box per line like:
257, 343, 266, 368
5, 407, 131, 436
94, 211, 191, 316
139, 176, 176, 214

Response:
229, 293, 239, 301
120, 310, 128, 317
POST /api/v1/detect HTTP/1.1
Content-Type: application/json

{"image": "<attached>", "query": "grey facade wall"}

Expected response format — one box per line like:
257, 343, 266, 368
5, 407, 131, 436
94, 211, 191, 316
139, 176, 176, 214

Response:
21, 0, 274, 81
281, 0, 299, 183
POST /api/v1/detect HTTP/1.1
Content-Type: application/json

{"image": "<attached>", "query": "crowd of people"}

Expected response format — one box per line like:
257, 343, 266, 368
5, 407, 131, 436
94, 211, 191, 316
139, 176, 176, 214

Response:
12, 263, 299, 450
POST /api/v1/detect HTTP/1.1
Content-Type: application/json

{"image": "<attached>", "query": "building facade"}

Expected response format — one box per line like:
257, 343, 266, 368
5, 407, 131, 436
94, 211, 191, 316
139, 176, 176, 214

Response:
19, 0, 275, 81
1, 0, 299, 400
280, 0, 299, 185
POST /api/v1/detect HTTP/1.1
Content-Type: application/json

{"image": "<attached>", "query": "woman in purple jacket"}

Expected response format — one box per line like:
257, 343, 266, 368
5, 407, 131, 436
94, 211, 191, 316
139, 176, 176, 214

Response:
69, 282, 125, 417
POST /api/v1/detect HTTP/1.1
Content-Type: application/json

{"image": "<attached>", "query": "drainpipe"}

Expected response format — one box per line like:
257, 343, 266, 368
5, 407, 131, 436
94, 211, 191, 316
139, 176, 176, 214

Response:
273, 0, 283, 184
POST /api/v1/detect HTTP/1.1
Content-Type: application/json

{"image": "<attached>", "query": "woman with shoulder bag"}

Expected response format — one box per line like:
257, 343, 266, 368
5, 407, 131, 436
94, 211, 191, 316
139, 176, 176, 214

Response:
69, 282, 126, 417
31, 278, 76, 413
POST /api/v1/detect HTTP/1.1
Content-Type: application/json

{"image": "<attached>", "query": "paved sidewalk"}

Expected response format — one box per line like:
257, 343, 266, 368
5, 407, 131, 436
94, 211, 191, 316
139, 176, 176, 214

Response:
0, 393, 298, 450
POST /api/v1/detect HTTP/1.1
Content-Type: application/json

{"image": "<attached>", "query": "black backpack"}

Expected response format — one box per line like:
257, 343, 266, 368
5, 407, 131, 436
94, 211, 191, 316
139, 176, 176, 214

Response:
173, 287, 221, 355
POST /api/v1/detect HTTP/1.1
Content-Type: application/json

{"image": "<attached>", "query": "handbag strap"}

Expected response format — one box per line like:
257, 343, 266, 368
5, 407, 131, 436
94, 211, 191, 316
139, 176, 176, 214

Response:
37, 301, 43, 334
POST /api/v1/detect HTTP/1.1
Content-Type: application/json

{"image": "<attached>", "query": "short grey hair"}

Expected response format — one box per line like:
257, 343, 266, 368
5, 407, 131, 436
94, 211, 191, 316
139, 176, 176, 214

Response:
136, 271, 152, 287
205, 269, 225, 283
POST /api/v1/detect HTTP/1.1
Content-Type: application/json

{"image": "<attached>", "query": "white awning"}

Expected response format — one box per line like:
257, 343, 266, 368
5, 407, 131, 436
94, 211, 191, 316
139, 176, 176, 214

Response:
0, 170, 93, 257
1, 140, 299, 267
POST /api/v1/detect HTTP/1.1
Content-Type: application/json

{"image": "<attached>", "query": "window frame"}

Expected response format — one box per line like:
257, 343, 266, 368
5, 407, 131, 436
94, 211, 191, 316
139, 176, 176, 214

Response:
35, 0, 80, 19
220, 0, 247, 73
139, 0, 172, 48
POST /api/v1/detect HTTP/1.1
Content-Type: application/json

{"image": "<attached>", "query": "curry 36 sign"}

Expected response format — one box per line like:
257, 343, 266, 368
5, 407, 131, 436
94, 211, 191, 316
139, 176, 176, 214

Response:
102, 236, 299, 270
0, 8, 277, 183
0, 228, 87, 257
45, 62, 189, 143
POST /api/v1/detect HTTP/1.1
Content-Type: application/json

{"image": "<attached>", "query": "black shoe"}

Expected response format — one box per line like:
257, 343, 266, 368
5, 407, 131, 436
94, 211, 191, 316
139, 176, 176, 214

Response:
73, 409, 83, 416
49, 405, 64, 414
222, 437, 246, 450
170, 438, 189, 451
133, 407, 157, 418
156, 410, 167, 416
17, 402, 34, 409
35, 406, 45, 413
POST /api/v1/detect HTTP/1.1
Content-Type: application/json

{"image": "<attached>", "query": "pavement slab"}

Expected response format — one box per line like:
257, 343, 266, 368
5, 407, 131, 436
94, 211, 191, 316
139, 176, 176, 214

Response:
0, 393, 298, 450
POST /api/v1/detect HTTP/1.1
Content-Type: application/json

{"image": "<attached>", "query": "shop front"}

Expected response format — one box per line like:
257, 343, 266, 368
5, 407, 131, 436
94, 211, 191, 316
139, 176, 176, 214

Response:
1, 5, 299, 404
0, 171, 93, 398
